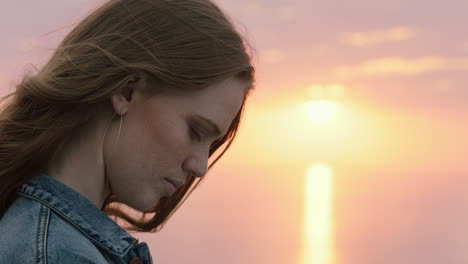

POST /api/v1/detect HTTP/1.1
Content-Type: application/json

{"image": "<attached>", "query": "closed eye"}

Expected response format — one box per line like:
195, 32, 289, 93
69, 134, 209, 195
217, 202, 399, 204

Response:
189, 125, 202, 142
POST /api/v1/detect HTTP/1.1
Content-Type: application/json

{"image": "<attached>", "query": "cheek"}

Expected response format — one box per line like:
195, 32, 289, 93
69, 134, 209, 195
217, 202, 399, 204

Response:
144, 117, 188, 165
139, 100, 190, 166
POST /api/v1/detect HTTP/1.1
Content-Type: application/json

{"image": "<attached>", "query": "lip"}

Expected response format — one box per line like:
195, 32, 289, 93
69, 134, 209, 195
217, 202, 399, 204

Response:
163, 179, 176, 196
164, 177, 184, 189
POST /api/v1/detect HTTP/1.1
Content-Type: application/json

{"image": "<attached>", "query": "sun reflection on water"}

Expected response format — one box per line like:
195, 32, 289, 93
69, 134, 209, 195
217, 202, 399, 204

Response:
302, 163, 334, 264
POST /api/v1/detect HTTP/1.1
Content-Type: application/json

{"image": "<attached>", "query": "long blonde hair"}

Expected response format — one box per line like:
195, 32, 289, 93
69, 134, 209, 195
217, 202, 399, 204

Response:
0, 0, 255, 232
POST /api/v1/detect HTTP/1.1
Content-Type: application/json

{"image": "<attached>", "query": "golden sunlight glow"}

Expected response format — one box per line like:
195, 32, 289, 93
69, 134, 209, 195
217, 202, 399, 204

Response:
305, 100, 341, 123
307, 84, 346, 98
302, 163, 334, 264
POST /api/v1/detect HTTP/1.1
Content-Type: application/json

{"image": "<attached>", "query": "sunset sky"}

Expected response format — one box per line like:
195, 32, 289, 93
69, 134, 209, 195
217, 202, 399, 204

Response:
1, 1, 467, 263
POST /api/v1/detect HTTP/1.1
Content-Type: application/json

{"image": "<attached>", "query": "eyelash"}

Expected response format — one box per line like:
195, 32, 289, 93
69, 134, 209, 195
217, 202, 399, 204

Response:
189, 125, 202, 142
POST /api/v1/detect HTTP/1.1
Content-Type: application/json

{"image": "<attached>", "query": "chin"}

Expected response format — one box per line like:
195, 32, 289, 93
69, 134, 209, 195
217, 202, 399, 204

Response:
118, 185, 161, 211
132, 194, 164, 212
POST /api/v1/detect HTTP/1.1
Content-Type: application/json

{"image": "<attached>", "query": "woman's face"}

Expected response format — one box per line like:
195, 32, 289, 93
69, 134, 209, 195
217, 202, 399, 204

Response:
103, 75, 248, 211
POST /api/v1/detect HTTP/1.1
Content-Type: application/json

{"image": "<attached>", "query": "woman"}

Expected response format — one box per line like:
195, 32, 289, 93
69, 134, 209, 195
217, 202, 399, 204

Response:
0, 0, 255, 263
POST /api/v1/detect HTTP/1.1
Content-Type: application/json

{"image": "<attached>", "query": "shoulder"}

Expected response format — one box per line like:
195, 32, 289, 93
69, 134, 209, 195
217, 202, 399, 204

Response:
0, 196, 39, 263
0, 196, 110, 264
46, 210, 110, 263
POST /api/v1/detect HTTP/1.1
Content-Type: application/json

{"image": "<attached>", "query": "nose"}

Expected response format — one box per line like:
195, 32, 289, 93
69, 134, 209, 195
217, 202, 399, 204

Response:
182, 155, 208, 178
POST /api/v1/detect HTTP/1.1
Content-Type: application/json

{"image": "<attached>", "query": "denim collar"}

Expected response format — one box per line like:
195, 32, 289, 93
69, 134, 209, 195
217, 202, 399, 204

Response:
16, 172, 147, 259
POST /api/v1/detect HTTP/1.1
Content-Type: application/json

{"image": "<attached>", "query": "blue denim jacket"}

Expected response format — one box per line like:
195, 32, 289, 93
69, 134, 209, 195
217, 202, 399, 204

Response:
0, 173, 153, 264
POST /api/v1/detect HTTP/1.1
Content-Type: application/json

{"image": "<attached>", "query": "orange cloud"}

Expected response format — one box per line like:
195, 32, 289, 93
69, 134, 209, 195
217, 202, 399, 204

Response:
334, 56, 468, 79
16, 37, 37, 52
276, 6, 298, 21
261, 48, 285, 63
0, 72, 13, 94
244, 2, 262, 17
307, 84, 347, 99
340, 26, 415, 47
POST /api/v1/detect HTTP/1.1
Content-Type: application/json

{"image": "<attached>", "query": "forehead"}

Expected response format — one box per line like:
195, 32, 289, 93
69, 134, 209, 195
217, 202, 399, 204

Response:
171, 76, 246, 101
179, 77, 247, 130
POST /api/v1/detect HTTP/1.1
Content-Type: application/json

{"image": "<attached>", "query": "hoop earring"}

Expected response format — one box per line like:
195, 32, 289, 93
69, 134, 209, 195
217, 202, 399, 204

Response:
100, 110, 124, 163
100, 111, 116, 164
100, 110, 124, 197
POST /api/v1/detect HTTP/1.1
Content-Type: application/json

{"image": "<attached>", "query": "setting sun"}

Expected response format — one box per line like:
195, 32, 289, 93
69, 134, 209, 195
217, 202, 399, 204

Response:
305, 100, 341, 123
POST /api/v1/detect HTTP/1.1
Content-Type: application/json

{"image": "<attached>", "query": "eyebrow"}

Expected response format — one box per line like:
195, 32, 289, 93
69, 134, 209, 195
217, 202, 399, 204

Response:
191, 114, 222, 139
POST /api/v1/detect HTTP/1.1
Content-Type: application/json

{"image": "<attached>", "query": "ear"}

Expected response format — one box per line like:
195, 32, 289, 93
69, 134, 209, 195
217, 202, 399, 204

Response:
110, 74, 145, 116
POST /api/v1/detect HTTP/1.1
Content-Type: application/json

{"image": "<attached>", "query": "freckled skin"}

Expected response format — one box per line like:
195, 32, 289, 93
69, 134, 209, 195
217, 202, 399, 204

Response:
104, 76, 247, 211
46, 74, 248, 212
47, 75, 248, 211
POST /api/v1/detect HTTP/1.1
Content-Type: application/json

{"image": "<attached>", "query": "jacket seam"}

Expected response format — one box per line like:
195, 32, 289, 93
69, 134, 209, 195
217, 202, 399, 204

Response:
35, 204, 50, 264
16, 192, 131, 257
